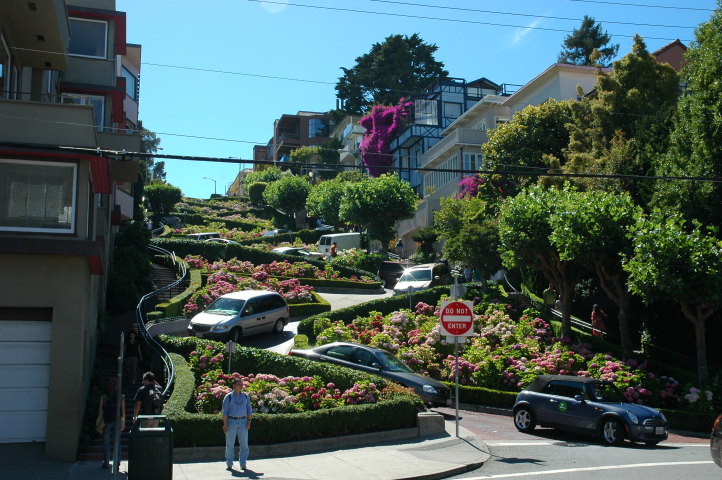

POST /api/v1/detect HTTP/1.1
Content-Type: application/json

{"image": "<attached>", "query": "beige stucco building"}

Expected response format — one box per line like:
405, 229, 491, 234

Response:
0, 0, 141, 461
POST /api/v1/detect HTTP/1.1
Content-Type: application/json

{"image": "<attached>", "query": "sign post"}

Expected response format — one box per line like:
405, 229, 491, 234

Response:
225, 340, 237, 373
439, 299, 474, 437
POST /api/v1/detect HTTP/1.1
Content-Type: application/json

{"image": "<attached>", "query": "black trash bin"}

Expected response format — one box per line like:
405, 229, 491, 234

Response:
128, 415, 173, 480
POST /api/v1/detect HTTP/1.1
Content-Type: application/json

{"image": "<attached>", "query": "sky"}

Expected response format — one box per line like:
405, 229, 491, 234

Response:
117, 0, 718, 199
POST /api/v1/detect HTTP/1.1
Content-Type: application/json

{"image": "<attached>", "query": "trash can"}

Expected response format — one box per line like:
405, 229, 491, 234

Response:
128, 415, 173, 480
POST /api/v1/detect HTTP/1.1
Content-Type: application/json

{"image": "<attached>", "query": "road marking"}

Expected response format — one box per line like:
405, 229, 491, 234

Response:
467, 461, 714, 478
486, 442, 553, 446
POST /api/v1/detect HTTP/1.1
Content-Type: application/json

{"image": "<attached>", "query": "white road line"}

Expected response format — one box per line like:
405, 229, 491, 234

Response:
467, 461, 714, 478
486, 442, 553, 446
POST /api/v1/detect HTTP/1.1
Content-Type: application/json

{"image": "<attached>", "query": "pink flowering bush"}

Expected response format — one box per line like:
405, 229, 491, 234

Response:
360, 99, 413, 177
193, 371, 382, 414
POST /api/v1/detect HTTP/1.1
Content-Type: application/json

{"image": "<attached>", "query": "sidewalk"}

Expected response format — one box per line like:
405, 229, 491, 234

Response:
1, 419, 489, 480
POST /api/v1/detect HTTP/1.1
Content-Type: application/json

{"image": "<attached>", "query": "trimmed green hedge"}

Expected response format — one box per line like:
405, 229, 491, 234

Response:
160, 337, 419, 446
289, 292, 332, 317
151, 238, 379, 281
152, 269, 203, 318
443, 383, 517, 408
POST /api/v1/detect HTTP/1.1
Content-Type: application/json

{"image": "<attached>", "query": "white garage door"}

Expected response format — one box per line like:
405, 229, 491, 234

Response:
0, 320, 51, 443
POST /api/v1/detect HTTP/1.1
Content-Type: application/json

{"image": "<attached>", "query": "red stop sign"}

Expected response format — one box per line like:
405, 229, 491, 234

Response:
440, 300, 474, 336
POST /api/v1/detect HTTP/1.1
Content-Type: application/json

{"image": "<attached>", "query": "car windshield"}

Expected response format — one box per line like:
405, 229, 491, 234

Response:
587, 382, 625, 402
205, 298, 244, 315
398, 269, 431, 282
378, 351, 414, 373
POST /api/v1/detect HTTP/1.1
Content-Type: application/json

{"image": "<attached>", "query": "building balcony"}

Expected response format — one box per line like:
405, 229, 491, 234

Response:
422, 128, 488, 168
391, 124, 442, 150
0, 99, 97, 147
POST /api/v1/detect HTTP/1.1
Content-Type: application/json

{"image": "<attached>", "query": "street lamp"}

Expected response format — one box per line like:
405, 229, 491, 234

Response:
202, 176, 217, 196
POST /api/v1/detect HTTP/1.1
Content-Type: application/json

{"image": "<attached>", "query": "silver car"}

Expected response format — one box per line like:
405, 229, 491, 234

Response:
187, 290, 289, 342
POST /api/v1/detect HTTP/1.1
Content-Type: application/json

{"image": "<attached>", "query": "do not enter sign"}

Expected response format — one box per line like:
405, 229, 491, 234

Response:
439, 300, 474, 337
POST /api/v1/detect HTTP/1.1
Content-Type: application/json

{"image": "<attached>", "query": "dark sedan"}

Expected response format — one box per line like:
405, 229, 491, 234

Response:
513, 374, 668, 446
712, 414, 722, 467
290, 342, 451, 406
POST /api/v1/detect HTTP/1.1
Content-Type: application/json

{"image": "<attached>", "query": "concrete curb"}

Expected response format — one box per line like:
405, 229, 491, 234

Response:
174, 411, 446, 462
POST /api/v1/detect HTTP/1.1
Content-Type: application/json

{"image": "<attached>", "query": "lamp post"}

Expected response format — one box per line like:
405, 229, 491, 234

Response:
202, 176, 217, 196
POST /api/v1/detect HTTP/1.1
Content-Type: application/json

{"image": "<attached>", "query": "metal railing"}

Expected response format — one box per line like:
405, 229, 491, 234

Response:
134, 244, 188, 397
503, 275, 592, 332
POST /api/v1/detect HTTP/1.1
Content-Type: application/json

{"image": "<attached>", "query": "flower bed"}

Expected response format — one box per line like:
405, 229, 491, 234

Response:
307, 297, 718, 414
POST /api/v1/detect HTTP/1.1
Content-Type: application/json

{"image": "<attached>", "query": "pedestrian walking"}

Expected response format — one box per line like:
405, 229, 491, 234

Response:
223, 377, 253, 471
133, 371, 163, 427
98, 377, 125, 469
542, 283, 557, 309
330, 242, 338, 257
124, 330, 142, 385
591, 304, 607, 338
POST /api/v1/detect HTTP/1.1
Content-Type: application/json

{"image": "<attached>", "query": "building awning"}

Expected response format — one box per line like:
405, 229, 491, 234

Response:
89, 156, 112, 194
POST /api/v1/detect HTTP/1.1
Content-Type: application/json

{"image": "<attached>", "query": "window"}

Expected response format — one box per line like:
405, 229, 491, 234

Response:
61, 94, 105, 131
121, 66, 138, 101
308, 118, 330, 138
68, 18, 108, 58
544, 381, 585, 398
464, 153, 483, 172
414, 99, 438, 125
443, 102, 463, 125
0, 159, 77, 233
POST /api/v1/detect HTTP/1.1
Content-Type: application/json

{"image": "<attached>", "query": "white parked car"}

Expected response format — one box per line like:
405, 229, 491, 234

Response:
187, 290, 290, 342
271, 247, 325, 261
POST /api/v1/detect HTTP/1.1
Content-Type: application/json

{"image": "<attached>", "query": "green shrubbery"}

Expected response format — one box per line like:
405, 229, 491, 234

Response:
160, 338, 420, 446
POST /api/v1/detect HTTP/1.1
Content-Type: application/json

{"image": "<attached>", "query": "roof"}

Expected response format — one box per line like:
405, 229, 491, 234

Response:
502, 63, 609, 107
652, 39, 687, 57
217, 290, 279, 300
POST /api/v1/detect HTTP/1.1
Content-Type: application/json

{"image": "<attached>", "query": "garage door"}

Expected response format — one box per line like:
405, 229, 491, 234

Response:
0, 320, 51, 443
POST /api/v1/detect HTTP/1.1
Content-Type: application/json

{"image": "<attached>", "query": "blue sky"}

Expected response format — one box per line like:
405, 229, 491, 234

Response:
118, 0, 717, 199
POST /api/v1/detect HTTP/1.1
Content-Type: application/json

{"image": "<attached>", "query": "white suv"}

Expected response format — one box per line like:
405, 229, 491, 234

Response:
187, 290, 290, 341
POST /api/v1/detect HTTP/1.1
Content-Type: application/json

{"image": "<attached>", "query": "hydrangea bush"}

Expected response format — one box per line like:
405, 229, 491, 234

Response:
311, 298, 715, 412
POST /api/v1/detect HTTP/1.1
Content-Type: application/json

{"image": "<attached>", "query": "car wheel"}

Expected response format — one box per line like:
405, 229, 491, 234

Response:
600, 418, 625, 446
229, 327, 243, 342
513, 406, 536, 433
273, 319, 285, 334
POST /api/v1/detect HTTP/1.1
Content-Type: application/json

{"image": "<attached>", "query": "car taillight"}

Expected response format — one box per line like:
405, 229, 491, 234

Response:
713, 415, 722, 432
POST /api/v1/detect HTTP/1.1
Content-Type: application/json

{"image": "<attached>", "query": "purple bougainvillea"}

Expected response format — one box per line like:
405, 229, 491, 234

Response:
359, 99, 413, 177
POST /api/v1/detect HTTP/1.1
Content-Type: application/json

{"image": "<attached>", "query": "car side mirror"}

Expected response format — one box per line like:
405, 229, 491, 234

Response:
434, 275, 440, 280
574, 394, 585, 403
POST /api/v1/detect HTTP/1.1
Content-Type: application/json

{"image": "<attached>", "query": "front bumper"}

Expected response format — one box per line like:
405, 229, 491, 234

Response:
187, 326, 228, 341
627, 423, 669, 443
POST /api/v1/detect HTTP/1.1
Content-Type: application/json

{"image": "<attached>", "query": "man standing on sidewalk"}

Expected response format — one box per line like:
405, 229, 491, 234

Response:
132, 371, 163, 427
222, 377, 253, 471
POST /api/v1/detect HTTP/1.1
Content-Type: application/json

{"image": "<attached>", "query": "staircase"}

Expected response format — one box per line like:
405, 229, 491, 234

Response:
77, 262, 179, 463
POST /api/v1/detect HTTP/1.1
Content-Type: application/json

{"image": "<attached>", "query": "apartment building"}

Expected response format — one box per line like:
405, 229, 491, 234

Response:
330, 114, 365, 172
396, 63, 601, 256
0, 0, 141, 461
269, 110, 335, 163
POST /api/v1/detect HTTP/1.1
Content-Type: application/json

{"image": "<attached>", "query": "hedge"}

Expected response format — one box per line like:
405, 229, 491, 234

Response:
289, 291, 332, 317
151, 238, 380, 281
160, 338, 420, 446
151, 269, 203, 318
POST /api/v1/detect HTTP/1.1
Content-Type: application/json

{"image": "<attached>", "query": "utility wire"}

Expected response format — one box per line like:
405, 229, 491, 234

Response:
246, 0, 693, 42
365, 0, 698, 29
566, 0, 714, 12
47, 143, 722, 184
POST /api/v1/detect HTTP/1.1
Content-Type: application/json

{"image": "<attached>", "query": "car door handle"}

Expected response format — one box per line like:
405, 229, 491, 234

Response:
549, 399, 558, 403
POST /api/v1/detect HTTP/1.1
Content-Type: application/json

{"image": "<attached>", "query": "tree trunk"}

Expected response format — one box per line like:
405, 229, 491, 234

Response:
680, 301, 714, 385
594, 262, 634, 357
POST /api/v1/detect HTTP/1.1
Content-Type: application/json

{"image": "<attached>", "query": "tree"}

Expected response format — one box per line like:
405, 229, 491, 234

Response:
243, 166, 284, 190
482, 99, 575, 189
339, 174, 417, 246
306, 178, 348, 227
434, 196, 501, 281
497, 186, 584, 338
557, 15, 619, 67
623, 212, 722, 384
133, 120, 162, 220
549, 189, 642, 356
262, 175, 311, 218
248, 182, 267, 206
144, 183, 182, 216
411, 226, 438, 263
335, 33, 448, 114
360, 99, 413, 177
563, 35, 679, 205
654, 4, 722, 227
317, 136, 343, 180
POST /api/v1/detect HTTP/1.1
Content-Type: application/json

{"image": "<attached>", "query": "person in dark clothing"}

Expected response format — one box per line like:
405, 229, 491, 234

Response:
124, 330, 142, 385
99, 377, 125, 469
133, 371, 163, 427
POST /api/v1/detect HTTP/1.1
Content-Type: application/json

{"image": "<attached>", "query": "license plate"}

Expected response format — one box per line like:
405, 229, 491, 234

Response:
655, 427, 665, 435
